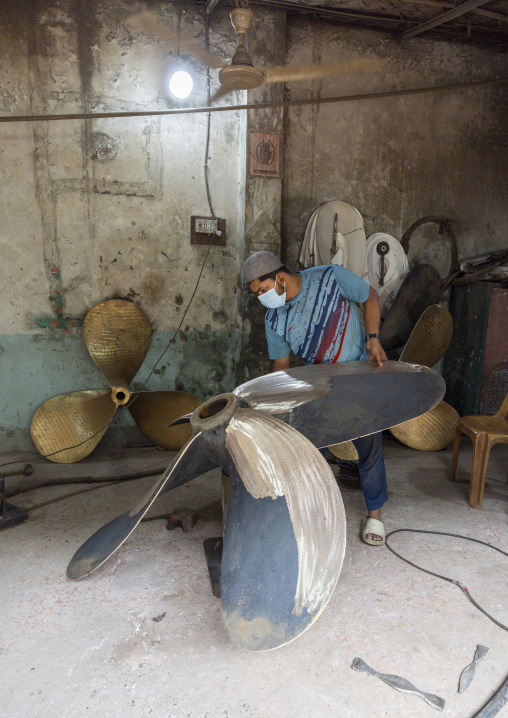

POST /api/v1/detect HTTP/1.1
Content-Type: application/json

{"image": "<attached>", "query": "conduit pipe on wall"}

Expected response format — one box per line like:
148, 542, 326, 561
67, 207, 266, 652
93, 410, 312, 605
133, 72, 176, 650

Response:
0, 78, 507, 124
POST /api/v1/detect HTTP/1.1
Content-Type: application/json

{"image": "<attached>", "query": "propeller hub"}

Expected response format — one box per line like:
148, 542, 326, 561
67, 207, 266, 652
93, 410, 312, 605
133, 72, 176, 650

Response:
111, 387, 131, 406
191, 393, 239, 431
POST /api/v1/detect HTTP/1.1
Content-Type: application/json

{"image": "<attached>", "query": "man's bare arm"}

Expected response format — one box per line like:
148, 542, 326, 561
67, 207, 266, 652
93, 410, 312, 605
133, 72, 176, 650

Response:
363, 287, 388, 366
273, 355, 291, 372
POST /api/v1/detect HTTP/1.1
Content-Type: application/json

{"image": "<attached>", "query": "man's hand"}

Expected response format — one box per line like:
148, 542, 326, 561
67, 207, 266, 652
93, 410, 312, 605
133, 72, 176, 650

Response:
366, 337, 387, 366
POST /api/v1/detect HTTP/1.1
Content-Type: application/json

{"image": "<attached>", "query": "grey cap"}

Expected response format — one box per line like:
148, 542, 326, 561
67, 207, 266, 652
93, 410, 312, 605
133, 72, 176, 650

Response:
243, 251, 283, 284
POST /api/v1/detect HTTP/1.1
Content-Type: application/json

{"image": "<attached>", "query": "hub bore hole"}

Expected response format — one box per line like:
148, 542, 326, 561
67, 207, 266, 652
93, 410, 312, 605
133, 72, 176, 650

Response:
115, 391, 126, 402
200, 398, 228, 419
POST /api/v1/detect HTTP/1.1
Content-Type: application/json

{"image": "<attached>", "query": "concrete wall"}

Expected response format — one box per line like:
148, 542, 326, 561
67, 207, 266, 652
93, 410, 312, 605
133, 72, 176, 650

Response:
1, 2, 507, 451
282, 19, 508, 271
0, 0, 252, 449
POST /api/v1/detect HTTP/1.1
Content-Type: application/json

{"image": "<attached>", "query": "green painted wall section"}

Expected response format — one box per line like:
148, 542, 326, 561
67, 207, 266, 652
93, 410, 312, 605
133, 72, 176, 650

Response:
0, 329, 240, 451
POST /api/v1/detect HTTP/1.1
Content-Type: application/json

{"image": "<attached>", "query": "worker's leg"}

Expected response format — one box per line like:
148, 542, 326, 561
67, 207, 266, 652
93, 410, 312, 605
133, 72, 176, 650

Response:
352, 432, 387, 542
352, 432, 388, 510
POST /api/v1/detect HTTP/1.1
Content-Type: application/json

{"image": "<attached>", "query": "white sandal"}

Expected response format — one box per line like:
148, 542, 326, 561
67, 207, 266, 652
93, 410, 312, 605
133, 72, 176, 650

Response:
361, 517, 385, 546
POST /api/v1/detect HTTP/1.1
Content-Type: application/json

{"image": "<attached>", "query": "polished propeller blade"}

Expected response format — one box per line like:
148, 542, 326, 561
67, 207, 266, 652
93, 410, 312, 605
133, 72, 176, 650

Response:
234, 361, 445, 448
263, 58, 386, 84
222, 408, 346, 651
128, 390, 202, 450
66, 431, 219, 580
399, 304, 453, 368
125, 11, 227, 69
30, 390, 116, 464
82, 299, 151, 389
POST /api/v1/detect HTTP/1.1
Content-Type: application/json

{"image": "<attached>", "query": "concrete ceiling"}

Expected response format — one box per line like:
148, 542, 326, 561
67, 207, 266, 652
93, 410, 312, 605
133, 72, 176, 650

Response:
222, 0, 508, 49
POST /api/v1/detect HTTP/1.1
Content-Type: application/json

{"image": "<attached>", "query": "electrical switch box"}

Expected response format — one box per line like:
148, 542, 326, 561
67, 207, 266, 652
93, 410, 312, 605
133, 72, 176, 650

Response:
195, 218, 217, 233
190, 216, 226, 246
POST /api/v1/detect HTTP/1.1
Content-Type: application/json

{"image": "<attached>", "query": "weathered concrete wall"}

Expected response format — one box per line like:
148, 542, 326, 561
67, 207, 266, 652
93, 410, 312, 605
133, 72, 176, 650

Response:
0, 0, 250, 449
237, 8, 286, 385
281, 19, 508, 270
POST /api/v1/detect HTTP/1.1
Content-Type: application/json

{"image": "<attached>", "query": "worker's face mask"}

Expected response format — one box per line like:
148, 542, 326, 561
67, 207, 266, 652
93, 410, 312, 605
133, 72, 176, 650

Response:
258, 278, 286, 309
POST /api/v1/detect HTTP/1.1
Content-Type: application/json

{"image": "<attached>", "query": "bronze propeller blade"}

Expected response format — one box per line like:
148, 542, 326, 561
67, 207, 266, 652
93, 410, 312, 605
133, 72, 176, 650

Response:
391, 303, 458, 450
399, 304, 453, 368
127, 390, 202, 450
379, 264, 443, 351
390, 401, 459, 451
30, 390, 116, 463
83, 299, 151, 393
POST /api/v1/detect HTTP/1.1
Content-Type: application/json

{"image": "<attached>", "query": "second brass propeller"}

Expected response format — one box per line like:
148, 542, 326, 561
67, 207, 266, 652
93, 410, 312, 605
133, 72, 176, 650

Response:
30, 299, 201, 463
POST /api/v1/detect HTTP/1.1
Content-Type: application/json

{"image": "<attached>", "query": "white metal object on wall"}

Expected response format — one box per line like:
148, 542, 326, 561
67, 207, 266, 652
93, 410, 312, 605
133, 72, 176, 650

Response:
299, 200, 366, 277
363, 233, 409, 319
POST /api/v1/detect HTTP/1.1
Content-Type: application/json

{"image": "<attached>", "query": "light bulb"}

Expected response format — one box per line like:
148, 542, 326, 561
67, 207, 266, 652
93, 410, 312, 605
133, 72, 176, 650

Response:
169, 70, 193, 100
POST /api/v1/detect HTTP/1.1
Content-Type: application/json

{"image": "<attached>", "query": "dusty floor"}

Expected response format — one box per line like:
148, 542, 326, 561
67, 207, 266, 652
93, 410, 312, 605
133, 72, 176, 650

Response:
2, 437, 508, 718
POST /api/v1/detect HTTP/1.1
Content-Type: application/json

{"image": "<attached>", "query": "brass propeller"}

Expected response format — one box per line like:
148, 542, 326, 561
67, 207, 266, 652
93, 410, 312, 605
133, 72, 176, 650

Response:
30, 299, 201, 463
125, 8, 386, 98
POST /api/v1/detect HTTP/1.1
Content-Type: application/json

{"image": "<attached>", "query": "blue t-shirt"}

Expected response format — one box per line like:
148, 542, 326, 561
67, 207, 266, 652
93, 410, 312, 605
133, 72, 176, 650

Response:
265, 265, 370, 364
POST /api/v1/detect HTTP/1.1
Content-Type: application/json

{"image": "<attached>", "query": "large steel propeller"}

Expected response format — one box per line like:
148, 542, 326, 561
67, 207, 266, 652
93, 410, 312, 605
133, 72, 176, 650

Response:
30, 299, 201, 463
67, 360, 445, 651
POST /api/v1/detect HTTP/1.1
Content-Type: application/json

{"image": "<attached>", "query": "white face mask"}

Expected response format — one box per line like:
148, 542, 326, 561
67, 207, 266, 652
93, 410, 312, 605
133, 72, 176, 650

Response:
258, 278, 286, 309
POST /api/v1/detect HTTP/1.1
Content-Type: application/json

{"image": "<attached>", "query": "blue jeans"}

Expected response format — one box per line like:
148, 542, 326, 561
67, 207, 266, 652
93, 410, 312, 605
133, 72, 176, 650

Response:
321, 432, 388, 511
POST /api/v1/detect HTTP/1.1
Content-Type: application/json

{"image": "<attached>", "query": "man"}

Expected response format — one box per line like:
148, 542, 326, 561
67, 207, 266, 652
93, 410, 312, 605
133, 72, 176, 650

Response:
243, 250, 388, 545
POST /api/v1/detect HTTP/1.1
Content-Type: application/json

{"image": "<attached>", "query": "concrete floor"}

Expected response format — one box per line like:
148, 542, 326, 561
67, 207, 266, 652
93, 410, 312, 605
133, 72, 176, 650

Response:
2, 437, 508, 718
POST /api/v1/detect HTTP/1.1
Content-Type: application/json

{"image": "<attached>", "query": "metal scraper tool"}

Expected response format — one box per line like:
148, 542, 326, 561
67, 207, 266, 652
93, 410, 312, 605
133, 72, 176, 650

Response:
352, 657, 445, 711
458, 645, 489, 694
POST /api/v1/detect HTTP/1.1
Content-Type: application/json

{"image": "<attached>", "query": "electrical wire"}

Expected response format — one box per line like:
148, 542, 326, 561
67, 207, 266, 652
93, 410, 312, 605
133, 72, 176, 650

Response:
385, 529, 508, 632
1, 10, 219, 471
203, 8, 216, 221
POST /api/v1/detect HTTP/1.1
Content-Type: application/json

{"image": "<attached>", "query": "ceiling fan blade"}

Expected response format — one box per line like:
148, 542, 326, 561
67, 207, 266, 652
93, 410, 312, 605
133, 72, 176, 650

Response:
30, 390, 115, 463
125, 11, 227, 70
209, 86, 235, 103
263, 58, 386, 84
234, 360, 445, 448
82, 299, 151, 389
222, 408, 345, 651
128, 391, 202, 450
399, 304, 453, 368
178, 38, 228, 70
66, 431, 219, 579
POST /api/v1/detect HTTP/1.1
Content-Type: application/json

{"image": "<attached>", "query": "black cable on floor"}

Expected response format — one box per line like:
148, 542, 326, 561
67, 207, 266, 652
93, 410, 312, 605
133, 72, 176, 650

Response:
385, 528, 508, 632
